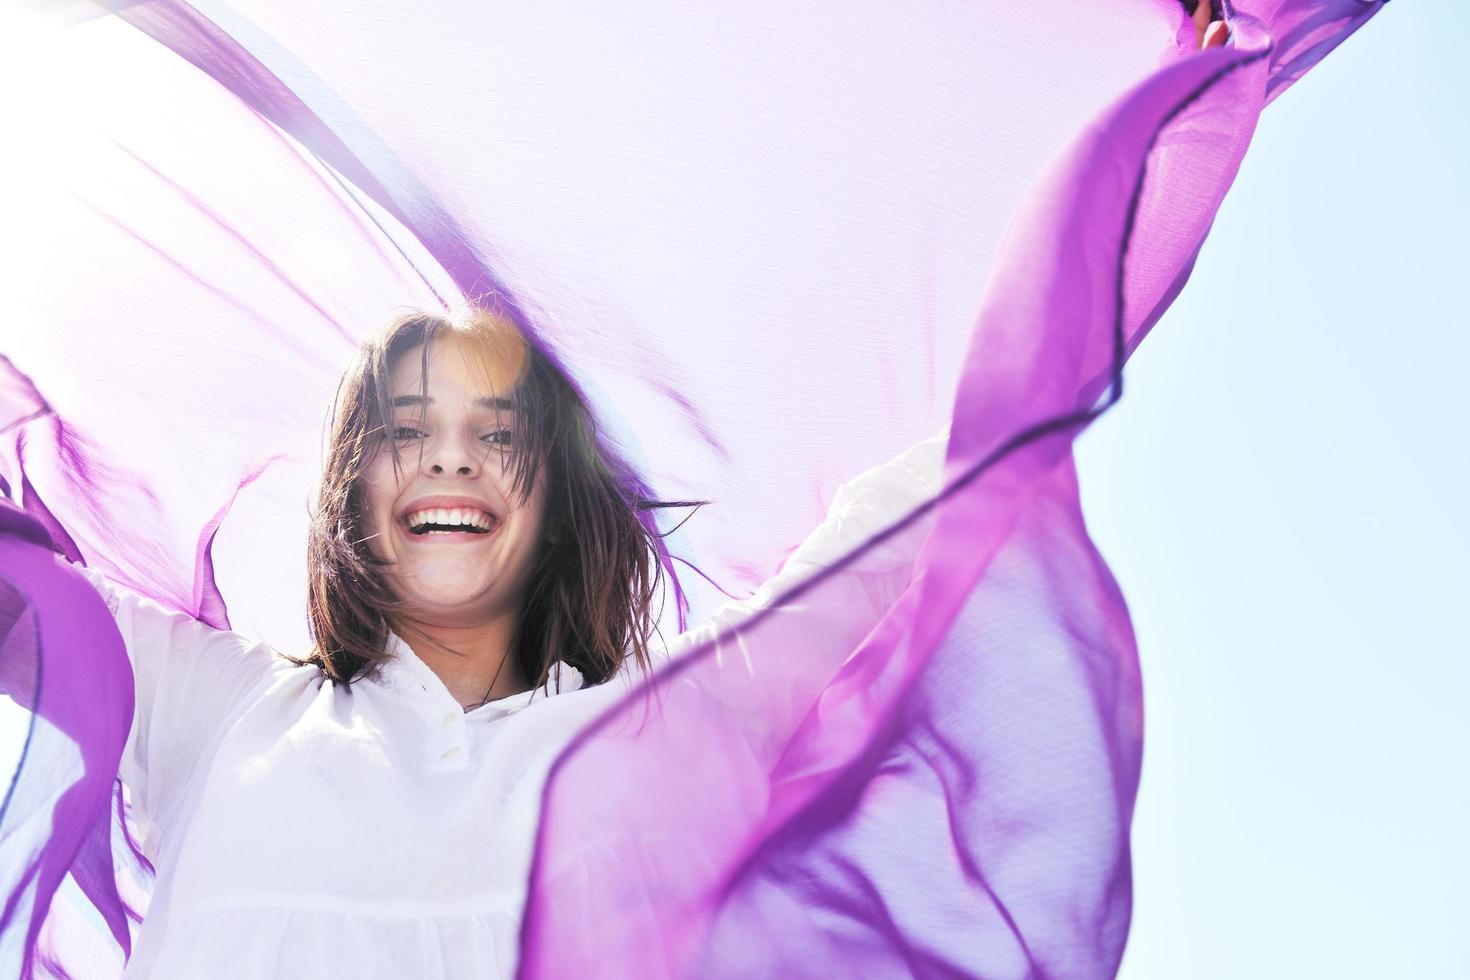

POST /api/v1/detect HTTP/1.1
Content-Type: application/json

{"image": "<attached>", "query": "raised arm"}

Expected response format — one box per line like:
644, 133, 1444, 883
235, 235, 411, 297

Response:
60, 560, 285, 859
654, 428, 950, 766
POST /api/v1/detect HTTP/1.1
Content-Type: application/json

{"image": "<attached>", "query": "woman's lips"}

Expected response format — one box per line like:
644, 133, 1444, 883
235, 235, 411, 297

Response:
396, 496, 502, 543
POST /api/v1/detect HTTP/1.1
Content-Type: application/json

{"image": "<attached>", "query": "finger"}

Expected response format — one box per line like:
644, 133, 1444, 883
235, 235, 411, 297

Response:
1203, 20, 1230, 49
1191, 1, 1213, 48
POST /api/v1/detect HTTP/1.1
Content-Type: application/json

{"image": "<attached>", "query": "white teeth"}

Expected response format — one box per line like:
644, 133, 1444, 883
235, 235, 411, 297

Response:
405, 506, 495, 533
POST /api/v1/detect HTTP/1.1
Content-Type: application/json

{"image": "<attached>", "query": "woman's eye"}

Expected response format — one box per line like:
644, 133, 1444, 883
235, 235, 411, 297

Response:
387, 424, 510, 445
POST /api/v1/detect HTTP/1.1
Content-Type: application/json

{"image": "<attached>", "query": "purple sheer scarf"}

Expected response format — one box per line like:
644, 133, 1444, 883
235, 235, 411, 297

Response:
0, 1, 1384, 976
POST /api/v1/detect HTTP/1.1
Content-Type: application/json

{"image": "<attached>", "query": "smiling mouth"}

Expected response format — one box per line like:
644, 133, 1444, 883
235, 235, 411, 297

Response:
401, 507, 499, 537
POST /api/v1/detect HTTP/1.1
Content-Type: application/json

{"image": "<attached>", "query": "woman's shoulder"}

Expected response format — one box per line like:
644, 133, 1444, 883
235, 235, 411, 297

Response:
62, 554, 309, 676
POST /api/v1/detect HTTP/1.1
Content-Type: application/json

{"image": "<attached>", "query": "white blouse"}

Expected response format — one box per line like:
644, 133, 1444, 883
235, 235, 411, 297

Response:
71, 432, 946, 979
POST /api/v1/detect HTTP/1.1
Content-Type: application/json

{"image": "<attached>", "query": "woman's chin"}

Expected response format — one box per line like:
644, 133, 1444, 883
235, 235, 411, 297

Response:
389, 581, 504, 626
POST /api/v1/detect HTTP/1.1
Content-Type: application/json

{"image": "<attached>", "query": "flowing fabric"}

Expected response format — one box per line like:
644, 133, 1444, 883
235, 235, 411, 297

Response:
0, 1, 1384, 977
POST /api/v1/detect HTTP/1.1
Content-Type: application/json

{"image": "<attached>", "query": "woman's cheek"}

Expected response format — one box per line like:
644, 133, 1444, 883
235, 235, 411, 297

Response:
358, 459, 400, 561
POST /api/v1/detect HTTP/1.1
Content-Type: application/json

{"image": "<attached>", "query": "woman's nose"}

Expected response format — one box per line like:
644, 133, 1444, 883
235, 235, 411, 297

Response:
422, 431, 483, 478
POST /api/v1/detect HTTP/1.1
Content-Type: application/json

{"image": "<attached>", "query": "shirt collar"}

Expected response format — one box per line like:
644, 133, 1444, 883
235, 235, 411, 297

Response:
373, 630, 585, 721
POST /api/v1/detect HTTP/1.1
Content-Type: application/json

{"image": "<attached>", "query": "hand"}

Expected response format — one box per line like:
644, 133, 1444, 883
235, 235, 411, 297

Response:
1192, 1, 1231, 49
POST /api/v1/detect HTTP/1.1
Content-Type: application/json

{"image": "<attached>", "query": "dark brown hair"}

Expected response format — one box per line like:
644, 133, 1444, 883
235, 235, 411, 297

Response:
298, 306, 689, 692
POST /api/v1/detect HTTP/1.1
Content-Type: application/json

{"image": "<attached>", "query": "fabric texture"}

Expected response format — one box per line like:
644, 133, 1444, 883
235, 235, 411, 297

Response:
0, 1, 1384, 977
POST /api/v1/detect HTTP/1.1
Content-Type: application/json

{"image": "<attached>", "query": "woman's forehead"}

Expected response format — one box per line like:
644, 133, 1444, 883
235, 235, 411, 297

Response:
388, 330, 528, 400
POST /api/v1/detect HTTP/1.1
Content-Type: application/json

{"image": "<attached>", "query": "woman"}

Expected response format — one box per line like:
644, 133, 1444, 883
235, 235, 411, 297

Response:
39, 306, 947, 977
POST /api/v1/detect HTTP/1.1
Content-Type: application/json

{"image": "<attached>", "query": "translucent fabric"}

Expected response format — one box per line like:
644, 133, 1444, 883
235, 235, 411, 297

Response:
0, 0, 1384, 976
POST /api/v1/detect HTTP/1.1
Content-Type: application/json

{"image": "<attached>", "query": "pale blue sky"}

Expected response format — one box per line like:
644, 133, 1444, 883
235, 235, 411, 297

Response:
1077, 4, 1468, 976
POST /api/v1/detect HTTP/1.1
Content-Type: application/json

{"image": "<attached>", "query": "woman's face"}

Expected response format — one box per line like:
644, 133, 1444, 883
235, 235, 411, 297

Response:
360, 332, 547, 627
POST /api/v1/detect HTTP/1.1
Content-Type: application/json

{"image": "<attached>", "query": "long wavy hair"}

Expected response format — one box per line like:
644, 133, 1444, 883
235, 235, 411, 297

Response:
298, 307, 689, 692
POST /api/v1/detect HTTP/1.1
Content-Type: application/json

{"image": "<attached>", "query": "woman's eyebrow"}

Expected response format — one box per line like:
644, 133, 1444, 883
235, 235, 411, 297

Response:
390, 394, 516, 410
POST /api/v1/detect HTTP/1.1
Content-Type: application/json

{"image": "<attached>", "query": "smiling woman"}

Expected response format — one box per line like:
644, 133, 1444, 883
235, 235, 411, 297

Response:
302, 309, 677, 710
0, 307, 951, 978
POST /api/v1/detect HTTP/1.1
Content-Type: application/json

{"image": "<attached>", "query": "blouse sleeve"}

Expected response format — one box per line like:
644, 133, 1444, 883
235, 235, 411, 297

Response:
64, 559, 283, 858
666, 428, 947, 642
658, 429, 949, 764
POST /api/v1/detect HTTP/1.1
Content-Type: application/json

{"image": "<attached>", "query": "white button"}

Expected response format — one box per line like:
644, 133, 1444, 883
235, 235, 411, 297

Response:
440, 746, 462, 760
441, 712, 457, 728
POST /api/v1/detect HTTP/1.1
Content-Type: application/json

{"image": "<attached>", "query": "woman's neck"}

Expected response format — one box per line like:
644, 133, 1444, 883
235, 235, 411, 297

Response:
394, 615, 530, 710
